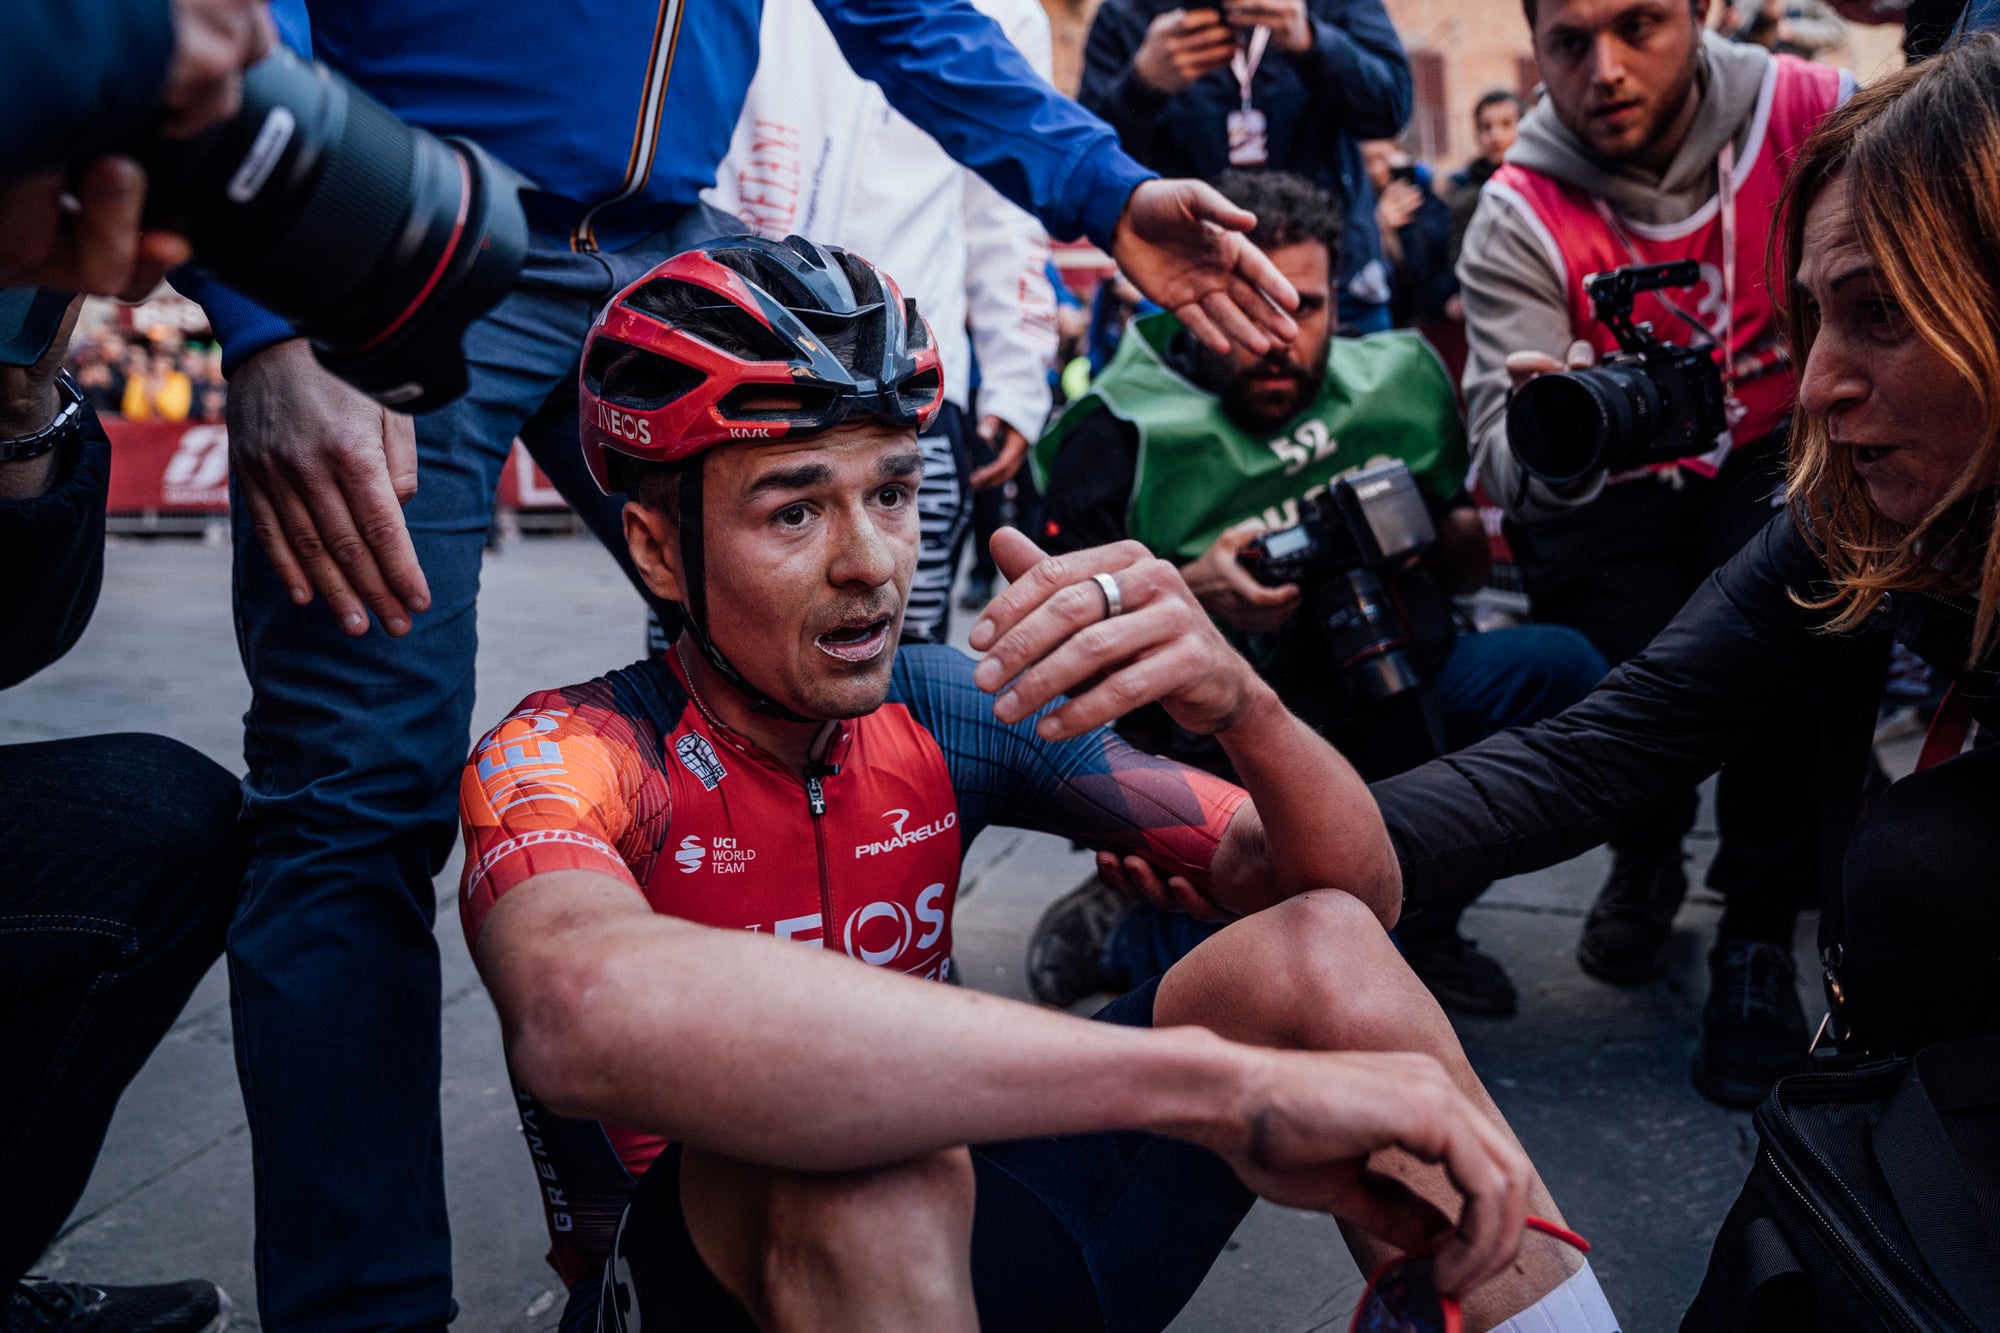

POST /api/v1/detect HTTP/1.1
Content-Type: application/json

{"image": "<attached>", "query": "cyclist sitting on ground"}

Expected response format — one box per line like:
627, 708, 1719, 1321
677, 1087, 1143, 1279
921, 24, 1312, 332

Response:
457, 236, 1618, 1333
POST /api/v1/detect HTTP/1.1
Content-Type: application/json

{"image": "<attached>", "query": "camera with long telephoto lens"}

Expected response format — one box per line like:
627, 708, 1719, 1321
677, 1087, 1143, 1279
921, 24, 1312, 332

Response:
1504, 260, 1730, 487
126, 46, 530, 412
1236, 460, 1437, 701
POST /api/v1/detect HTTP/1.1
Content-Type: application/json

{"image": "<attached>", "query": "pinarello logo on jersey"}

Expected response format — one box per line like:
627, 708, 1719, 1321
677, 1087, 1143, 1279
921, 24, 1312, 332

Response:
675, 835, 705, 874
854, 807, 957, 859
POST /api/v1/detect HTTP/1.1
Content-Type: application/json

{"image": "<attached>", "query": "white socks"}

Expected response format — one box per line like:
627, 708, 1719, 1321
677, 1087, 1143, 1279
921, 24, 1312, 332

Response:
1483, 1262, 1621, 1333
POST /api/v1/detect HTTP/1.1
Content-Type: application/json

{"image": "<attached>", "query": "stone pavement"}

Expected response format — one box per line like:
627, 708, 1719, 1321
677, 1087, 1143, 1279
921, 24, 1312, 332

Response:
6, 534, 1920, 1333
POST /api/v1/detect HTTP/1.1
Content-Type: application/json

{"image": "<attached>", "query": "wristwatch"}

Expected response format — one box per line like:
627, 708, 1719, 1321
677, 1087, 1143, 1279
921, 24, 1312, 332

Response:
0, 372, 85, 464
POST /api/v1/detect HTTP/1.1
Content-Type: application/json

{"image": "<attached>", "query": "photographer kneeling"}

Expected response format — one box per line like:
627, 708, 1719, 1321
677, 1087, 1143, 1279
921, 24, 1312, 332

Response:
0, 301, 239, 1332
1379, 33, 2000, 1096
1028, 172, 1604, 1016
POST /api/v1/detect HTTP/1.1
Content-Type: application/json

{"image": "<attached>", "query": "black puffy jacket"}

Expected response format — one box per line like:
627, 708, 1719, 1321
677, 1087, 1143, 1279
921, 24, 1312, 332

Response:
1373, 506, 2000, 907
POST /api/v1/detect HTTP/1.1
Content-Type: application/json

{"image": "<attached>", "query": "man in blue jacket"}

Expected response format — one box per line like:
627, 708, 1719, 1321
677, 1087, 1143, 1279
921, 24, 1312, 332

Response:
1079, 0, 1412, 330
185, 4, 1305, 1330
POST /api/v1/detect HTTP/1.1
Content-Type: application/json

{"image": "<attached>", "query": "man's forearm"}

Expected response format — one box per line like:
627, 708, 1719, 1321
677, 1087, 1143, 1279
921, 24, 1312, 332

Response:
1210, 686, 1400, 922
490, 875, 1258, 1171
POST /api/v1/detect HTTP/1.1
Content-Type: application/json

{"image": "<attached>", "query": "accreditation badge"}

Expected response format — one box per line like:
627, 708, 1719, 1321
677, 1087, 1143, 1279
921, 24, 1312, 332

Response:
1226, 108, 1269, 166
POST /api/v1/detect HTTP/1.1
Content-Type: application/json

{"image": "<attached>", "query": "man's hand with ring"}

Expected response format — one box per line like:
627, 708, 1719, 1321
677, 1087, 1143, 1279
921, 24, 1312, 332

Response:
966, 527, 1274, 741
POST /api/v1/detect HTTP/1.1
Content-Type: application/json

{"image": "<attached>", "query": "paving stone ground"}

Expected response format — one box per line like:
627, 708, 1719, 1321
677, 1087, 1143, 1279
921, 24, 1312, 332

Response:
6, 534, 1919, 1332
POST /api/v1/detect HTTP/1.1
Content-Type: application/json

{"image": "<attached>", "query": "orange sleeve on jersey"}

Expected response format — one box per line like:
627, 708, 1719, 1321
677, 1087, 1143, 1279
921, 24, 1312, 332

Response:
457, 691, 649, 947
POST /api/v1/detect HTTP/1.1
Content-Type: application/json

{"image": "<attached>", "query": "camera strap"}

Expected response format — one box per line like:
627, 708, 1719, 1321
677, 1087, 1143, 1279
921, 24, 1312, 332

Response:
1918, 682, 1975, 771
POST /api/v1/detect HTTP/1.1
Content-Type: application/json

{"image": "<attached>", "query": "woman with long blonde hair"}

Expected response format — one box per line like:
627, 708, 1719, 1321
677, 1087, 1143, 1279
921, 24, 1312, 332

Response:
1375, 34, 2000, 1060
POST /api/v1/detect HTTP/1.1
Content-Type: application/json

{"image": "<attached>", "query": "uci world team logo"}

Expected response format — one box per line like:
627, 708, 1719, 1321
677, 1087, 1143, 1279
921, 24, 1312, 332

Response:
675, 835, 705, 874
675, 734, 727, 790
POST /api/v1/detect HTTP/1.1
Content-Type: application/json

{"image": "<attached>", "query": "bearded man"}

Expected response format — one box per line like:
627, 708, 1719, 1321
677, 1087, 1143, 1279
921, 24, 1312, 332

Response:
1025, 171, 1604, 1019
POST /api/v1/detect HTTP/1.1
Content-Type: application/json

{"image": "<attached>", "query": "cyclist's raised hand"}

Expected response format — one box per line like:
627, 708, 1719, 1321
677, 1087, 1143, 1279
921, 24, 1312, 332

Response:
967, 526, 1270, 740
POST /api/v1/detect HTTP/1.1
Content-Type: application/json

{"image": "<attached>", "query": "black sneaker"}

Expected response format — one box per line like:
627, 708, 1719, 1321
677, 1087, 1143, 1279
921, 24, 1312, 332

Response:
5, 1280, 231, 1333
1400, 932, 1519, 1017
1576, 845, 1689, 985
1692, 938, 1809, 1108
1025, 876, 1125, 1008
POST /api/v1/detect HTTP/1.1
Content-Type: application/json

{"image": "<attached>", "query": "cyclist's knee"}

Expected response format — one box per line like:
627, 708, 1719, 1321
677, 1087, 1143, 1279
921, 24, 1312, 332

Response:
1165, 889, 1439, 1051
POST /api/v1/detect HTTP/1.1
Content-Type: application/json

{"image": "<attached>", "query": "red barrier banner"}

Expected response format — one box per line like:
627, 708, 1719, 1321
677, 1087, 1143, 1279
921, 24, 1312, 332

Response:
496, 442, 569, 510
104, 417, 231, 513
101, 415, 573, 515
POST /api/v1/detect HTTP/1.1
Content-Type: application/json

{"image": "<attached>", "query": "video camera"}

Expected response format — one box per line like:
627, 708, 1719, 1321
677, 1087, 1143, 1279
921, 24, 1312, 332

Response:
1504, 260, 1730, 487
1236, 459, 1437, 702
4, 47, 529, 412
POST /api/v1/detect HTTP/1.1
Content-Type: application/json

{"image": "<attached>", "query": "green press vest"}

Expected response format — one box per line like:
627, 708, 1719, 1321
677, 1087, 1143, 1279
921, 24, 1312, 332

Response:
1036, 314, 1467, 564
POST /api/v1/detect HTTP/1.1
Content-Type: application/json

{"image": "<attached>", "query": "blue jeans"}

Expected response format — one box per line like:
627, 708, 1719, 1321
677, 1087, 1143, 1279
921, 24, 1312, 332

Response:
227, 206, 736, 1332
1101, 623, 1606, 988
0, 735, 239, 1285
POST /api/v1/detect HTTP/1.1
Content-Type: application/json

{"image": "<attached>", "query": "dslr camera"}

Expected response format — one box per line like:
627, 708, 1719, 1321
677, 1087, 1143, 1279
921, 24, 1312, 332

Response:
1236, 459, 1436, 701
1504, 260, 1729, 486
6, 47, 528, 411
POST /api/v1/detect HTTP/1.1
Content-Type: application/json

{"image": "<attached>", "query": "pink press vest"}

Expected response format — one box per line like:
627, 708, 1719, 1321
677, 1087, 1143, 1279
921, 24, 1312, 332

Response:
1489, 55, 1845, 471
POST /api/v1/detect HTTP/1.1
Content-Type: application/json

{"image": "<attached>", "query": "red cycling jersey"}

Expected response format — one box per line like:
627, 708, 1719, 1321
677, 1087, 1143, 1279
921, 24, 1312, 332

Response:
458, 643, 1248, 1284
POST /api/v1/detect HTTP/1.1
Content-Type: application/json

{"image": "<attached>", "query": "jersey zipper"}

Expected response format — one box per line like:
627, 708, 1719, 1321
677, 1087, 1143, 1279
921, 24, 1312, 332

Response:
805, 772, 833, 952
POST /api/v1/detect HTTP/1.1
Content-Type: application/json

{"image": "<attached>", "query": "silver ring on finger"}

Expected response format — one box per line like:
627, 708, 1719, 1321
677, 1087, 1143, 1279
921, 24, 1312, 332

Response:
1091, 571, 1124, 618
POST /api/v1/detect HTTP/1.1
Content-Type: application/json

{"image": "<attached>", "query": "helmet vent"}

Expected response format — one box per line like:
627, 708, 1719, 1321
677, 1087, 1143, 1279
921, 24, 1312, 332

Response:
625, 279, 799, 363
585, 341, 706, 410
719, 381, 844, 422
895, 367, 942, 414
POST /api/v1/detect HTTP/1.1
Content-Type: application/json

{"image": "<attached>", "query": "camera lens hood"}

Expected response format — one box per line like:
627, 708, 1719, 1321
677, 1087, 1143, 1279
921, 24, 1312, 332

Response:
313, 137, 530, 412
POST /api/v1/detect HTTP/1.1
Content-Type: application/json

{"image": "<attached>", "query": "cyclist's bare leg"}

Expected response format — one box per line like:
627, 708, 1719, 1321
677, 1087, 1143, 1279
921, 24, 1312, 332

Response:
1154, 888, 1581, 1333
679, 1144, 979, 1333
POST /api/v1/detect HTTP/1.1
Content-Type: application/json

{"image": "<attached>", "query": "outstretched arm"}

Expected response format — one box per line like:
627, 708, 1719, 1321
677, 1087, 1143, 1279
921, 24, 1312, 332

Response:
477, 868, 1522, 1295
815, 0, 1298, 355
967, 528, 1400, 923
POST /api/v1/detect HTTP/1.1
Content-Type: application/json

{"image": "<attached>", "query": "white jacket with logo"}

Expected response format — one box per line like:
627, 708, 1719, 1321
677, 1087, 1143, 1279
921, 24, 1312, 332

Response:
707, 0, 1058, 440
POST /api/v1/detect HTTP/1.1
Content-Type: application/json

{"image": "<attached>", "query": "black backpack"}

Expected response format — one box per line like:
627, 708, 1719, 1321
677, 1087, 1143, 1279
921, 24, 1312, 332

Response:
1681, 1035, 2000, 1332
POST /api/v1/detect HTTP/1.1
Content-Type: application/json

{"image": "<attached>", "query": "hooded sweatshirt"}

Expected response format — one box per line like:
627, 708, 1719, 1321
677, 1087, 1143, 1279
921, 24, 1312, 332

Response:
1457, 33, 1851, 521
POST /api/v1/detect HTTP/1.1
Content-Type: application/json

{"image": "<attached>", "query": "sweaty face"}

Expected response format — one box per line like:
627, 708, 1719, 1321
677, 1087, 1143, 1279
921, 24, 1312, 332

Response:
1535, 0, 1705, 170
1201, 241, 1333, 431
1794, 173, 1995, 528
1477, 101, 1522, 164
696, 422, 923, 719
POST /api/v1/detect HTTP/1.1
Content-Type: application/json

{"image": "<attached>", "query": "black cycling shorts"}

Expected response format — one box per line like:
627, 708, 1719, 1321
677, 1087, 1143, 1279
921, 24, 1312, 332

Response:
560, 977, 1257, 1333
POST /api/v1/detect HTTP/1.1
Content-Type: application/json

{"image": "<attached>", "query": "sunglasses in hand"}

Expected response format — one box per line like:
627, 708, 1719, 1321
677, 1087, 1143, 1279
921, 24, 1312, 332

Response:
1350, 1216, 1590, 1333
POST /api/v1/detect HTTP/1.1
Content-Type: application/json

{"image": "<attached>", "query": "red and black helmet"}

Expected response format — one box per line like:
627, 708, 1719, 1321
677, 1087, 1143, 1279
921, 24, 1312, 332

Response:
579, 233, 944, 493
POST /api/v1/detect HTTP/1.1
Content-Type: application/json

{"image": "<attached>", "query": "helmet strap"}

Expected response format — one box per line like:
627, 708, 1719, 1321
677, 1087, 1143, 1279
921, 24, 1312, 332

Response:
675, 455, 820, 726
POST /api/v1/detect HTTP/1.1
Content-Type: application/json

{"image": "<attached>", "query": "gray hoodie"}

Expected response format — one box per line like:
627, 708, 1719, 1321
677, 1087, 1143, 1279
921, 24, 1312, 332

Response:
1459, 34, 1793, 521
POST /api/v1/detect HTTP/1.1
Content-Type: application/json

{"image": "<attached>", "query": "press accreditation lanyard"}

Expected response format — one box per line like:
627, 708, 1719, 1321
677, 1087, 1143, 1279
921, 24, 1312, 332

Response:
1225, 25, 1271, 166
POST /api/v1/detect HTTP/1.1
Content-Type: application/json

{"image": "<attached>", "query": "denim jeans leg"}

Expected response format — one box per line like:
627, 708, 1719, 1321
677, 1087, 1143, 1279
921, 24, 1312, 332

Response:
227, 239, 632, 1333
1430, 623, 1608, 751
0, 735, 238, 1283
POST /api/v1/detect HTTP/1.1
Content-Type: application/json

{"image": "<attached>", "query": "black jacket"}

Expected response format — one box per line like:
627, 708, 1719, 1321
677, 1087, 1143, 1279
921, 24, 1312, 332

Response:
1079, 0, 1410, 317
1, 409, 111, 689
1373, 508, 1998, 903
